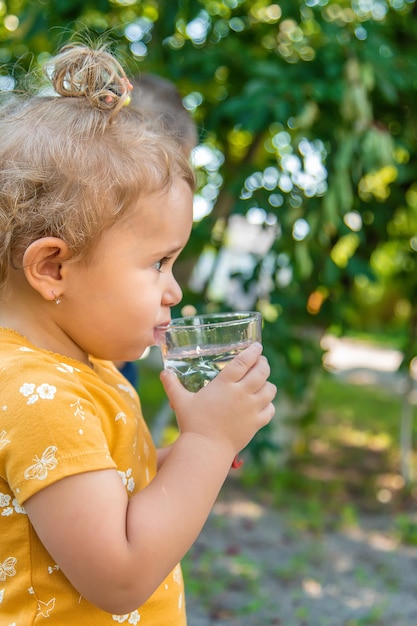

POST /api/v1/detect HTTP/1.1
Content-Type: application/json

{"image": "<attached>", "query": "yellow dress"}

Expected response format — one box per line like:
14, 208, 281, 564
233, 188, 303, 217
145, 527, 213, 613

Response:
0, 328, 186, 625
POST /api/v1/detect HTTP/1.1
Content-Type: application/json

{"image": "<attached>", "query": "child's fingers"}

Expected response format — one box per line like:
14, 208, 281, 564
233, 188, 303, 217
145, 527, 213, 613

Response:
217, 342, 263, 383
258, 395, 277, 426
256, 381, 278, 411
235, 355, 271, 394
159, 368, 189, 409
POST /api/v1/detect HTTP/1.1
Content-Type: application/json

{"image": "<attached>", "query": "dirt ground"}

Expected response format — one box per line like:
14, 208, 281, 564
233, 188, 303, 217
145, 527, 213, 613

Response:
184, 482, 417, 626
183, 338, 417, 625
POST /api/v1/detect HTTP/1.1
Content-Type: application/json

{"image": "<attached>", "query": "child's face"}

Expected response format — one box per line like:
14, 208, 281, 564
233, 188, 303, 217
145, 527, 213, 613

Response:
61, 178, 194, 362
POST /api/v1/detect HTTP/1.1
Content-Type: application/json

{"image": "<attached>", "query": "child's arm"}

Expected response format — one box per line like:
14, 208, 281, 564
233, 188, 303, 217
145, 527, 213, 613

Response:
156, 445, 172, 468
24, 342, 276, 615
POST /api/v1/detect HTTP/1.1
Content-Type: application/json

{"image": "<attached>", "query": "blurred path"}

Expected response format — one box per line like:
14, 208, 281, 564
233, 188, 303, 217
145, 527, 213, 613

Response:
322, 335, 417, 483
322, 335, 416, 396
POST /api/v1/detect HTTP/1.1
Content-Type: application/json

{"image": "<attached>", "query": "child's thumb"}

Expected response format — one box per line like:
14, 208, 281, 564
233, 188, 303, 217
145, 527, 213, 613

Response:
159, 369, 186, 408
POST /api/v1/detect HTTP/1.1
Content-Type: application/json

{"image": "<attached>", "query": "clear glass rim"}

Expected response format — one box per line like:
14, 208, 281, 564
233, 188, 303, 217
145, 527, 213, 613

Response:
160, 311, 261, 331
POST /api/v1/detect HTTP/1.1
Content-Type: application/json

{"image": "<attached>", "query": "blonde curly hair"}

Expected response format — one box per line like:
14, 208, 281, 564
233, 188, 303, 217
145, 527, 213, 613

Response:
0, 44, 195, 296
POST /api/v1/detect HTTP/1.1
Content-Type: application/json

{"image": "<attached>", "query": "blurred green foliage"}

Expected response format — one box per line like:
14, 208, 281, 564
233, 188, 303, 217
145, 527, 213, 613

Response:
2, 0, 417, 462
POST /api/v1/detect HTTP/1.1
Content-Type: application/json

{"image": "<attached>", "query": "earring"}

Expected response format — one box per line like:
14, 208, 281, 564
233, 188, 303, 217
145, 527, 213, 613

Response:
51, 291, 61, 305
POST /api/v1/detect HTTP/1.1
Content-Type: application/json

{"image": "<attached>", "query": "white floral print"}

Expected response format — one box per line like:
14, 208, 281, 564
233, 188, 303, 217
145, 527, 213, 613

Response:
112, 610, 141, 624
118, 468, 135, 492
0, 495, 26, 517
0, 493, 12, 517
0, 330, 184, 623
0, 493, 10, 508
13, 498, 25, 514
19, 382, 57, 405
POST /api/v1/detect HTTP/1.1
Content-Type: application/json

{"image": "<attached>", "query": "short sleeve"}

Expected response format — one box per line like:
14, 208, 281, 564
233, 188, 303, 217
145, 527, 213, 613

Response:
1, 359, 118, 505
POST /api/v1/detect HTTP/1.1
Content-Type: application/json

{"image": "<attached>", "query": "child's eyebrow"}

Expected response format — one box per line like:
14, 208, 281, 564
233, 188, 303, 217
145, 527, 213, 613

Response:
156, 245, 184, 257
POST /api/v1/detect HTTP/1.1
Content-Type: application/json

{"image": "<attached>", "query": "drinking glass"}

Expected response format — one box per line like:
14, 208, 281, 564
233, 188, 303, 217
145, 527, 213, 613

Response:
156, 311, 262, 467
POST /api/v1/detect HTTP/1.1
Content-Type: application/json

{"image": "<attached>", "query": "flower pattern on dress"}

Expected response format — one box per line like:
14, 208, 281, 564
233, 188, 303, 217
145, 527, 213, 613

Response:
0, 493, 10, 508
1, 331, 183, 623
12, 498, 25, 514
19, 383, 57, 405
112, 610, 141, 624
118, 468, 135, 493
0, 493, 12, 517
1, 495, 26, 517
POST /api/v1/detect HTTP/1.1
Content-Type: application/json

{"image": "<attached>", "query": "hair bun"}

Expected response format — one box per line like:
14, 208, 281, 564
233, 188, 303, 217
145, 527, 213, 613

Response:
45, 44, 132, 117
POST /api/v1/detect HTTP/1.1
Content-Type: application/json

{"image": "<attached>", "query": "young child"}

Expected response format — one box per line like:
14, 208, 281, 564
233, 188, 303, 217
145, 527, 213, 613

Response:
0, 44, 276, 625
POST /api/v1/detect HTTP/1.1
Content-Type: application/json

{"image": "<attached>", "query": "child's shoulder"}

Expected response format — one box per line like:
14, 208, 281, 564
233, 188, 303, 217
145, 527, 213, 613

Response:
2, 326, 83, 361
0, 327, 93, 385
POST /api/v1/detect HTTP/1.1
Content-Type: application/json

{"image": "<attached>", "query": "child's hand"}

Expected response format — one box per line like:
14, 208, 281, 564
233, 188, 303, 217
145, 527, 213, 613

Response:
160, 342, 276, 461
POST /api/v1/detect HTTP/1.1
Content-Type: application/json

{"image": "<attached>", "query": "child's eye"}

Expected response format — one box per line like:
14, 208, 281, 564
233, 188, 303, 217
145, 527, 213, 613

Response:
152, 257, 171, 272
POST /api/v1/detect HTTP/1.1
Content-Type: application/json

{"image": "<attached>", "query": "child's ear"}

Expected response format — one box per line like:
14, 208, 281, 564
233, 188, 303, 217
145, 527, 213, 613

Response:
22, 237, 71, 302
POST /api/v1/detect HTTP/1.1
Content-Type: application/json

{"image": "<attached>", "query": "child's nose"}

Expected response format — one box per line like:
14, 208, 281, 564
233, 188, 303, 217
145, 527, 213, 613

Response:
163, 275, 183, 307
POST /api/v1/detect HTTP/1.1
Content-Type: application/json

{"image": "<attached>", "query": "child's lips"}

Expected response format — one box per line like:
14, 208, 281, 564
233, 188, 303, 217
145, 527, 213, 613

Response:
153, 322, 170, 344
155, 321, 171, 332
156, 321, 170, 329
